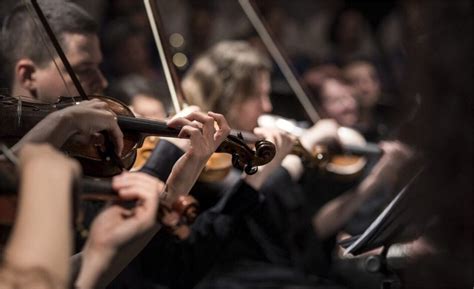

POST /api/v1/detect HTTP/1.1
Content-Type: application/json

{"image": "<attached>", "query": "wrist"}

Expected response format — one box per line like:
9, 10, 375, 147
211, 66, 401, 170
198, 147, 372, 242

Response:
54, 109, 78, 141
75, 245, 115, 289
281, 154, 304, 181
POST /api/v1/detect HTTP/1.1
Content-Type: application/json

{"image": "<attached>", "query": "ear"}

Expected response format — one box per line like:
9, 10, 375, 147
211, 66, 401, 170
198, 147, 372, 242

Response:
15, 59, 38, 93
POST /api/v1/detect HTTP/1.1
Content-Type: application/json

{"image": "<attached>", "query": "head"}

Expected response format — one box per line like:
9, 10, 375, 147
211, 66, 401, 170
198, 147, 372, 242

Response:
331, 9, 368, 51
108, 74, 168, 120
319, 78, 359, 127
343, 60, 381, 110
102, 20, 151, 78
2, 0, 107, 103
304, 65, 359, 127
182, 41, 272, 131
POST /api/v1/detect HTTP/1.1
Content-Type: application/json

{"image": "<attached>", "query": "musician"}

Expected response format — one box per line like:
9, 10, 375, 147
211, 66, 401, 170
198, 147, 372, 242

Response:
2, 0, 106, 101
176, 40, 342, 288
177, 38, 419, 289
1, 1, 125, 155
343, 58, 401, 142
2, 3, 296, 289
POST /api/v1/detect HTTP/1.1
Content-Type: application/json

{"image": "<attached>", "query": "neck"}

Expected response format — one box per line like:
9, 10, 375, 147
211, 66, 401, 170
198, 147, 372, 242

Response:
11, 83, 37, 102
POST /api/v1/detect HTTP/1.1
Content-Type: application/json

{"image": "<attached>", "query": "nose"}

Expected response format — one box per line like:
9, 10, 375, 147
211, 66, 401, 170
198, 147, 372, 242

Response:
261, 94, 273, 113
88, 69, 108, 94
342, 94, 357, 111
97, 70, 109, 92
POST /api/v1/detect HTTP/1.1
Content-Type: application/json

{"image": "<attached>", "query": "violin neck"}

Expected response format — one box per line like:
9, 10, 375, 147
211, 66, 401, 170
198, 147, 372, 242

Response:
230, 130, 261, 144
344, 143, 382, 156
117, 116, 180, 138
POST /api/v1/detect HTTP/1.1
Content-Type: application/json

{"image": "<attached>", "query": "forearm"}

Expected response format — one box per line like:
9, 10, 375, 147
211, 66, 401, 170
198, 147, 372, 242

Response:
313, 176, 378, 239
12, 111, 73, 151
76, 225, 160, 289
166, 153, 207, 201
4, 162, 74, 281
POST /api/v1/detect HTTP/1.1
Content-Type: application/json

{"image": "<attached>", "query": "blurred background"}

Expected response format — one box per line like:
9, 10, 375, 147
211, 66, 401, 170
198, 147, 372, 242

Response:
0, 0, 404, 122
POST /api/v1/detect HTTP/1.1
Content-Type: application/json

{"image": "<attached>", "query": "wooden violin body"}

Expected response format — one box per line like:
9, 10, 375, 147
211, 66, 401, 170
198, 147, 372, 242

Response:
0, 95, 276, 177
0, 160, 199, 240
258, 114, 382, 180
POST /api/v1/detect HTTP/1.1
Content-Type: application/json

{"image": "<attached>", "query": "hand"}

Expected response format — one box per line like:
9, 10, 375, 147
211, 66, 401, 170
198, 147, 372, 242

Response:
244, 128, 296, 189
161, 105, 202, 151
60, 99, 124, 155
362, 141, 414, 195
167, 111, 230, 160
84, 172, 163, 256
373, 141, 414, 182
77, 172, 163, 289
165, 111, 230, 200
299, 119, 340, 152
254, 127, 295, 163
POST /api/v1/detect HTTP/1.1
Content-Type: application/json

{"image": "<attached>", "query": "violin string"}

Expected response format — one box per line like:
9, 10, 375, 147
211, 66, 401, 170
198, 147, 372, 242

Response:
23, 0, 75, 102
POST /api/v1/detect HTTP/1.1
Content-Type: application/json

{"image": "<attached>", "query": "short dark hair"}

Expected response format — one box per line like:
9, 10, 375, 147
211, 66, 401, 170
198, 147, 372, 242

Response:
1, 0, 98, 88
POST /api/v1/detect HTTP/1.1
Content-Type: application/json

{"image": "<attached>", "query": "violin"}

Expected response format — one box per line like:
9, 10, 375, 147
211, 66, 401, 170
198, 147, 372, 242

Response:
0, 94, 276, 177
143, 0, 277, 181
0, 0, 276, 177
258, 114, 382, 178
239, 0, 381, 179
0, 159, 198, 240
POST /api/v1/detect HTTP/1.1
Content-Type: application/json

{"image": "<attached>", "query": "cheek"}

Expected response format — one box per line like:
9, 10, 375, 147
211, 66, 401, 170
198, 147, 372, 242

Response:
325, 103, 341, 118
36, 73, 68, 101
231, 100, 261, 131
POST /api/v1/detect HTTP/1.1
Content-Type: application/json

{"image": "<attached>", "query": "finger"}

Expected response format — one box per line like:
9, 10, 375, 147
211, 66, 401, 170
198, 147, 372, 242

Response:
118, 186, 153, 201
178, 125, 202, 140
185, 112, 216, 140
174, 105, 201, 118
253, 127, 265, 138
105, 114, 124, 156
167, 116, 194, 129
118, 187, 159, 221
85, 99, 109, 110
113, 172, 163, 192
208, 112, 230, 143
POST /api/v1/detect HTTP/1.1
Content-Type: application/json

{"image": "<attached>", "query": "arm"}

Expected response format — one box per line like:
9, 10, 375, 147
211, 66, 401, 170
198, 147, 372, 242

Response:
75, 172, 162, 289
313, 141, 414, 239
141, 129, 296, 288
75, 111, 231, 289
1, 144, 79, 287
13, 99, 124, 155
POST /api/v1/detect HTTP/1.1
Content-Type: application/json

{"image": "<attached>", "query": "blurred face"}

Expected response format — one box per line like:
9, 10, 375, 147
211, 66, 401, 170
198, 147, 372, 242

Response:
344, 62, 380, 109
230, 70, 273, 131
320, 78, 359, 127
131, 94, 167, 120
25, 33, 108, 103
114, 34, 150, 75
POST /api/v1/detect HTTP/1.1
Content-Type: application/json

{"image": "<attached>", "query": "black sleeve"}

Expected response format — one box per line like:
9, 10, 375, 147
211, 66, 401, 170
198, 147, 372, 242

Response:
257, 166, 332, 276
140, 180, 262, 289
260, 166, 303, 210
139, 139, 184, 181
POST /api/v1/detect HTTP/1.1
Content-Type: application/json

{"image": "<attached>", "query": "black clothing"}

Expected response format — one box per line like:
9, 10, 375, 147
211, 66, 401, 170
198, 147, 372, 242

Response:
194, 167, 338, 289
108, 140, 263, 289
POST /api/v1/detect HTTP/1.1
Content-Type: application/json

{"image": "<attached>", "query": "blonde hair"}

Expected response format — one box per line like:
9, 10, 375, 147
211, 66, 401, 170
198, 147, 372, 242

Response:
182, 41, 271, 115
